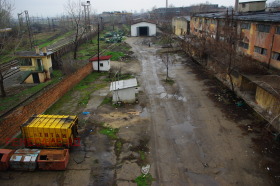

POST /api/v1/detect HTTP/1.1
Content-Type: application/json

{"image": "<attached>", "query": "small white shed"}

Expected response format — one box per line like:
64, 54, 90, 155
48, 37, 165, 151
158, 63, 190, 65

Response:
131, 21, 157, 37
110, 78, 138, 103
89, 55, 112, 71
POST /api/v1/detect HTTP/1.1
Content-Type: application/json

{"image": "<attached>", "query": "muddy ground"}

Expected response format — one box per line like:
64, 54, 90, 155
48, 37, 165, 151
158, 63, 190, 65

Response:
0, 37, 279, 186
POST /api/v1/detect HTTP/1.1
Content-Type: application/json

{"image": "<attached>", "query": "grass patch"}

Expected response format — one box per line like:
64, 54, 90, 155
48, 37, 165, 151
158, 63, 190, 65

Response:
101, 97, 112, 105
99, 127, 119, 140
104, 51, 125, 61
115, 139, 123, 157
163, 78, 175, 85
134, 173, 154, 186
0, 70, 64, 114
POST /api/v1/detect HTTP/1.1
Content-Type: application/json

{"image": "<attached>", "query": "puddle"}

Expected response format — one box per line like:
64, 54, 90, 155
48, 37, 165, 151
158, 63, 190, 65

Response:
140, 107, 149, 118
159, 92, 187, 102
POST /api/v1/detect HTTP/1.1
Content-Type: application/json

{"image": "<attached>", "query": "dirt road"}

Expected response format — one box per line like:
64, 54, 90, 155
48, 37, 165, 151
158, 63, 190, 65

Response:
126, 37, 273, 185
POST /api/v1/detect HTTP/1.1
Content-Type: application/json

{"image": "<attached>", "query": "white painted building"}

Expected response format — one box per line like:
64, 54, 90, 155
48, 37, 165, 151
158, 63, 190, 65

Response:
131, 21, 157, 37
110, 78, 138, 103
89, 55, 112, 71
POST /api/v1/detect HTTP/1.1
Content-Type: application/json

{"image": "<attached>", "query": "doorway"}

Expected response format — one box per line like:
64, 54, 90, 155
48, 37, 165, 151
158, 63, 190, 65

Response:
138, 26, 149, 36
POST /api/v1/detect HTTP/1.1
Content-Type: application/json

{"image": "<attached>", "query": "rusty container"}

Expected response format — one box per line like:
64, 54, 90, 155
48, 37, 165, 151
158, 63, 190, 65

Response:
0, 149, 15, 171
21, 114, 78, 148
9, 149, 40, 171
37, 149, 69, 170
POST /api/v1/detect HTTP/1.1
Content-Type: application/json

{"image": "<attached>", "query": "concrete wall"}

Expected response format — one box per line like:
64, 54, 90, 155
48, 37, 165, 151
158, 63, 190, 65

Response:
112, 87, 136, 103
131, 22, 157, 37
0, 63, 93, 146
238, 2, 266, 12
172, 17, 189, 36
92, 60, 110, 71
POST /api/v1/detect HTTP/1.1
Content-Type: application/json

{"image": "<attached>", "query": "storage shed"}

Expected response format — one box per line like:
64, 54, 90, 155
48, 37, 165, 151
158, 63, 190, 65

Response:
131, 21, 157, 37
89, 55, 112, 71
110, 78, 138, 103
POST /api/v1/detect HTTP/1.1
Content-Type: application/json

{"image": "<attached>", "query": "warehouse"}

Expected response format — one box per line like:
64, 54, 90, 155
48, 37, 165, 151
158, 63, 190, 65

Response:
131, 21, 157, 37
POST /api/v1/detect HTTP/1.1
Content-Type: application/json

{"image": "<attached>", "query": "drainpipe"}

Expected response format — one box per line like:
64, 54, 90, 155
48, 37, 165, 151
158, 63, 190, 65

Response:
268, 33, 275, 69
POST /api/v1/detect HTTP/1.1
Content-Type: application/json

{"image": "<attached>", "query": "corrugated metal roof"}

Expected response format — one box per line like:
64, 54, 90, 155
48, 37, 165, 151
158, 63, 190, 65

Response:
193, 11, 280, 22
110, 78, 137, 91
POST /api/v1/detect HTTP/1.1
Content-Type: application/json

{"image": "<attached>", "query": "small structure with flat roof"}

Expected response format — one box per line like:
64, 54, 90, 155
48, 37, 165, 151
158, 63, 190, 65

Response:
16, 46, 53, 84
89, 55, 112, 71
110, 78, 138, 103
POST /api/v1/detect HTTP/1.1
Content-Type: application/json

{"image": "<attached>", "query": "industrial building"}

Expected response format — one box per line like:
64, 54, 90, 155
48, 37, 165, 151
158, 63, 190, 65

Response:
131, 21, 157, 37
190, 0, 280, 70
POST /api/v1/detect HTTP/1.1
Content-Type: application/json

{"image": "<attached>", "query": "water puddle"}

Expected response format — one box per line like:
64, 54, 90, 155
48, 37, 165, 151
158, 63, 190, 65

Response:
159, 92, 187, 102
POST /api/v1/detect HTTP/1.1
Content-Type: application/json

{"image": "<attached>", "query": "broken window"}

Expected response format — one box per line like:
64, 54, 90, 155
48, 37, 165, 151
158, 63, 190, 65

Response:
272, 52, 280, 61
239, 42, 249, 49
241, 23, 251, 30
257, 24, 270, 33
254, 46, 267, 55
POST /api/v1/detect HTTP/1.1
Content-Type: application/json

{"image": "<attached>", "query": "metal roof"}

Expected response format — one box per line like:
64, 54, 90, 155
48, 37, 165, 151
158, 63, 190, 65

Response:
16, 51, 53, 57
193, 11, 280, 23
89, 55, 112, 62
110, 78, 137, 91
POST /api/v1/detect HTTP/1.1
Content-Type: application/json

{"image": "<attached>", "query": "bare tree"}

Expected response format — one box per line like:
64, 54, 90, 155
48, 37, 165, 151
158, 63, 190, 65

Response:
0, 0, 15, 97
65, 0, 87, 59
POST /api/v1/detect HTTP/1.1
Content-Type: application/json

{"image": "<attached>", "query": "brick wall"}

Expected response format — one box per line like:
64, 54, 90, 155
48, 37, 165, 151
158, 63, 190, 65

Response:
0, 63, 93, 145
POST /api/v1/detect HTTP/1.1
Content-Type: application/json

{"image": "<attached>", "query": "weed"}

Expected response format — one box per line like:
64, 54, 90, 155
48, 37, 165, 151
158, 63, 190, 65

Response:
163, 78, 175, 85
102, 97, 112, 105
114, 139, 123, 157
99, 127, 119, 140
139, 151, 146, 161
134, 173, 154, 186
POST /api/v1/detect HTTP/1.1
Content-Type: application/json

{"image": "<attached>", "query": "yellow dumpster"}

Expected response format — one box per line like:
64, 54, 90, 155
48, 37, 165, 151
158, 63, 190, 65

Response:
21, 115, 79, 148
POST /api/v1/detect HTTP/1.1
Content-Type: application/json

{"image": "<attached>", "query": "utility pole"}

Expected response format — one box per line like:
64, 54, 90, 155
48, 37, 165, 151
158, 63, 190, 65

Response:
82, 1, 91, 31
18, 10, 34, 49
97, 20, 100, 72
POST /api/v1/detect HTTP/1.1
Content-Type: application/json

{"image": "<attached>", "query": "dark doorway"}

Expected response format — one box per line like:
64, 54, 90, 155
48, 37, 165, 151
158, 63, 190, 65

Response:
139, 26, 149, 36
32, 73, 40, 83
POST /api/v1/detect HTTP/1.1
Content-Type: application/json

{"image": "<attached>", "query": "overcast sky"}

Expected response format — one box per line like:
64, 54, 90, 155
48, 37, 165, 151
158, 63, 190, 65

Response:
11, 0, 275, 18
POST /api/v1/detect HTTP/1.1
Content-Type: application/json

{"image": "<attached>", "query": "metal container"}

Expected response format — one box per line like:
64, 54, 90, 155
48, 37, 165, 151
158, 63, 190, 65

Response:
21, 114, 78, 148
37, 149, 69, 170
9, 149, 40, 171
0, 149, 15, 171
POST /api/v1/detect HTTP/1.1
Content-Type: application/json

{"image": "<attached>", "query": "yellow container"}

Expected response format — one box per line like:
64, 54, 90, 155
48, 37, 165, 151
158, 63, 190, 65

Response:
21, 115, 78, 148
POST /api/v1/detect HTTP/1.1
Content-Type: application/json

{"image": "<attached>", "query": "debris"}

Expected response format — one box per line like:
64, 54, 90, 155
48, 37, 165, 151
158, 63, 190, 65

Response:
82, 112, 90, 115
141, 164, 150, 175
202, 163, 209, 168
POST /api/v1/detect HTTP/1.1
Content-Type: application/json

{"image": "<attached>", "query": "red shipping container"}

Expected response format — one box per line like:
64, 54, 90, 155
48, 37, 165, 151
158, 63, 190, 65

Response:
0, 149, 15, 171
37, 149, 69, 170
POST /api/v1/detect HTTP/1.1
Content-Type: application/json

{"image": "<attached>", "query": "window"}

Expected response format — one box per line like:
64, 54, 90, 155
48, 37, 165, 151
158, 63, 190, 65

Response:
272, 52, 280, 61
100, 63, 103, 67
242, 4, 246, 8
276, 27, 280, 34
194, 28, 198, 32
219, 20, 225, 26
241, 23, 251, 30
194, 18, 197, 22
254, 46, 267, 55
239, 42, 249, 49
20, 58, 32, 66
211, 19, 216, 24
205, 19, 209, 24
199, 18, 202, 24
257, 24, 270, 33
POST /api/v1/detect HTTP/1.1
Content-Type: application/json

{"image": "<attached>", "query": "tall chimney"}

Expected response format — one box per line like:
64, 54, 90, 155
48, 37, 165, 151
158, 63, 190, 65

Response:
35, 46, 40, 54
235, 0, 239, 12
